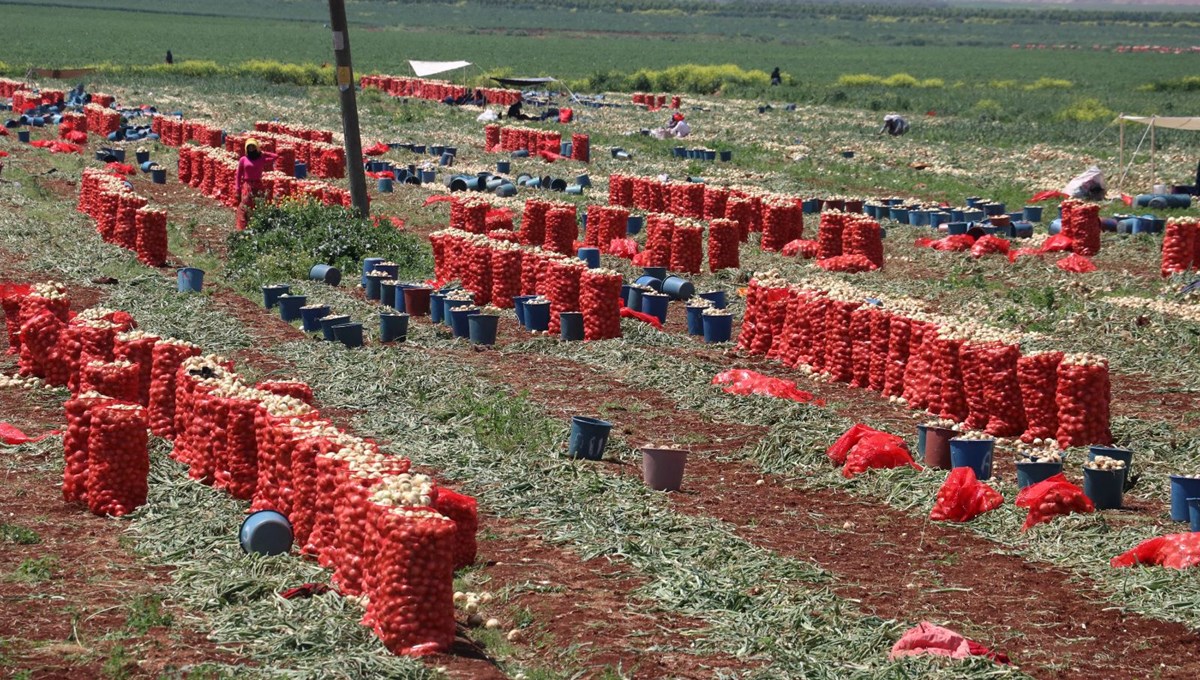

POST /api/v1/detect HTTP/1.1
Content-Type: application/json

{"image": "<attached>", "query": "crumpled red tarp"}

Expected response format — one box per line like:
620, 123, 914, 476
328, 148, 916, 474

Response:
782, 239, 819, 258
1015, 473, 1094, 531
1111, 534, 1200, 570
890, 622, 1011, 664
363, 142, 389, 157
423, 195, 455, 207
30, 140, 83, 154
366, 170, 394, 180
1056, 254, 1097, 273
842, 431, 920, 478
817, 254, 878, 273
608, 238, 638, 259
0, 422, 57, 445
969, 234, 1010, 258
712, 369, 824, 406
372, 215, 405, 230
106, 162, 136, 176
930, 467, 1004, 522
826, 423, 877, 466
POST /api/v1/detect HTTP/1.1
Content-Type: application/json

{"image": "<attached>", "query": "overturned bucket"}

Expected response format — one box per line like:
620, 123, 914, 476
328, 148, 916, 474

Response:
568, 416, 612, 460
176, 267, 204, 293
239, 510, 293, 557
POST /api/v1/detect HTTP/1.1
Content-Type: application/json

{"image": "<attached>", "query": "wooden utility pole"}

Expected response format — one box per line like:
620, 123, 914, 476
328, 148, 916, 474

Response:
328, 0, 369, 217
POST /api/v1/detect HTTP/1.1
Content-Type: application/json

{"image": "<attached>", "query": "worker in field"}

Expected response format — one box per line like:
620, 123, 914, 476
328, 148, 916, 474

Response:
165, 50, 174, 65
234, 139, 278, 230
770, 67, 781, 86
667, 112, 691, 138
879, 113, 909, 136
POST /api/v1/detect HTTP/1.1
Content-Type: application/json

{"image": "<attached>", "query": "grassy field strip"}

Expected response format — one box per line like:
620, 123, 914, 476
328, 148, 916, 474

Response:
517, 330, 1200, 632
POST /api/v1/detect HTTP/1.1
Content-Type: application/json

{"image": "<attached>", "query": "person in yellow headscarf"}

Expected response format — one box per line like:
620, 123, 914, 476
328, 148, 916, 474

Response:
234, 138, 278, 230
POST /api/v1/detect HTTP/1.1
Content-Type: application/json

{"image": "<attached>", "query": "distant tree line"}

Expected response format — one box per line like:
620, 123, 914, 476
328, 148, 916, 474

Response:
367, 0, 1192, 25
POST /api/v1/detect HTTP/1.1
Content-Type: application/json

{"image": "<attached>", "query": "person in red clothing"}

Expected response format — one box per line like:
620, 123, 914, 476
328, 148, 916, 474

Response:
235, 138, 278, 230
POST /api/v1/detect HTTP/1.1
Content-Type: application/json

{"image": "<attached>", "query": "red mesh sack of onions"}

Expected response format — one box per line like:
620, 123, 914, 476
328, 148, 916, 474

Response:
931, 334, 968, 422
1160, 217, 1196, 277
958, 343, 992, 431
929, 467, 1003, 522
848, 307, 872, 388
644, 214, 675, 267
597, 206, 629, 254
823, 298, 860, 382
724, 196, 753, 242
579, 268, 623, 340
704, 186, 729, 221
115, 192, 148, 251
817, 254, 878, 273
842, 215, 883, 268
976, 343, 1026, 437
62, 315, 122, 393
1055, 353, 1111, 449
882, 316, 911, 397
708, 218, 740, 272
210, 388, 263, 500
251, 394, 318, 514
462, 238, 493, 306
669, 222, 703, 274
519, 200, 549, 247
1015, 473, 1093, 531
607, 173, 633, 207
796, 293, 830, 370
18, 309, 64, 380
134, 207, 169, 267
543, 206, 577, 256
1055, 254, 1097, 273
842, 432, 920, 479
1061, 199, 1101, 256
760, 199, 799, 253
900, 321, 935, 410
451, 198, 489, 235
80, 359, 140, 403
369, 506, 458, 657
255, 380, 314, 405
285, 421, 343, 548
817, 211, 845, 259
1017, 351, 1062, 443
148, 339, 201, 438
1112, 534, 1200, 570
546, 259, 585, 335
172, 355, 235, 476
608, 238, 638, 259
781, 239, 819, 259
63, 392, 117, 504
771, 289, 806, 367
867, 308, 891, 392
969, 234, 1010, 258
334, 467, 430, 596
484, 124, 500, 152
308, 438, 379, 562
489, 244, 522, 309
743, 274, 791, 356
432, 487, 479, 570
85, 403, 149, 517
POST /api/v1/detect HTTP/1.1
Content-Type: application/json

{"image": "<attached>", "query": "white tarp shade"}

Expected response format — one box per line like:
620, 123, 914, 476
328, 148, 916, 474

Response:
408, 60, 472, 78
1120, 116, 1200, 132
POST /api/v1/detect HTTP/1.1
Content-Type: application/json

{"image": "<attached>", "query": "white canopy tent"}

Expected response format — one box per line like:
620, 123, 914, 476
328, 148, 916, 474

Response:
408, 60, 472, 78
1118, 115, 1200, 189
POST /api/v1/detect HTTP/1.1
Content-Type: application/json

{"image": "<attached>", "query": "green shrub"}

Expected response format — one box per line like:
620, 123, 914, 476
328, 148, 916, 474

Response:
226, 199, 432, 288
1138, 76, 1200, 93
1025, 77, 1073, 90
882, 73, 919, 88
1056, 97, 1113, 122
971, 98, 1005, 121
837, 73, 884, 87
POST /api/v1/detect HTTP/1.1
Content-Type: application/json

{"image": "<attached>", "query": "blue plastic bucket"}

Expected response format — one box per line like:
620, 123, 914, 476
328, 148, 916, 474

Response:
261, 284, 289, 309
361, 257, 385, 287
17, 129, 30, 143
176, 267, 204, 293
1169, 475, 1200, 521
450, 176, 481, 192
420, 170, 436, 184
450, 306, 479, 338
135, 150, 150, 164
277, 294, 306, 322
1088, 446, 1133, 470
963, 209, 985, 222
673, 146, 686, 158
496, 161, 511, 173
702, 312, 733, 343
364, 275, 385, 301
239, 510, 293, 556
1016, 460, 1064, 489
634, 275, 663, 292
320, 314, 351, 341
377, 177, 393, 193
495, 183, 517, 197
512, 295, 536, 327
300, 305, 330, 332
619, 285, 632, 308
907, 210, 925, 227
704, 150, 717, 161
697, 290, 727, 309
560, 141, 573, 157
802, 198, 822, 214
374, 263, 398, 279
559, 311, 584, 341
333, 322, 364, 348
380, 312, 409, 343
140, 161, 156, 173
685, 305, 705, 335
661, 276, 694, 301
965, 196, 982, 208
1083, 467, 1124, 510
627, 215, 644, 235
429, 293, 445, 324
626, 287, 646, 312
928, 212, 948, 229
381, 282, 399, 308
950, 209, 965, 221
641, 292, 669, 323
946, 222, 968, 236
577, 247, 600, 269
1012, 222, 1034, 238
568, 416, 612, 460
949, 438, 995, 480
439, 153, 454, 167
524, 301, 550, 332
511, 149, 529, 158
565, 184, 583, 195
984, 202, 1005, 216
469, 314, 499, 345
1189, 498, 1200, 532
294, 162, 307, 179
443, 298, 472, 327
719, 150, 732, 162
151, 169, 166, 184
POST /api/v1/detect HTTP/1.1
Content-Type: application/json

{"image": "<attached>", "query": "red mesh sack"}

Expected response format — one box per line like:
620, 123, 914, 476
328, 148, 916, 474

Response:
817, 211, 844, 259
724, 197, 753, 242
981, 344, 1026, 437
958, 343, 992, 431
1111, 534, 1200, 570
825, 423, 879, 466
842, 433, 920, 479
670, 223, 703, 274
211, 394, 260, 500
85, 403, 149, 517
519, 199, 549, 247
712, 369, 822, 405
18, 310, 66, 380
579, 269, 622, 341
843, 215, 883, 268
644, 214, 675, 267
113, 332, 159, 406
432, 487, 479, 570
817, 254, 878, 273
781, 239, 819, 258
489, 246, 523, 309
1015, 473, 1093, 531
848, 307, 872, 388
1055, 254, 1097, 273
929, 467, 1003, 522
147, 341, 201, 438
1017, 351, 1062, 442
333, 464, 423, 596
882, 316, 911, 397
931, 335, 968, 422
969, 235, 1010, 258
1055, 356, 1111, 449
545, 260, 584, 335
370, 507, 458, 656
62, 393, 116, 504
543, 206, 577, 255
823, 299, 859, 382
255, 380, 314, 405
1161, 218, 1196, 277
868, 309, 891, 392
930, 235, 976, 252
80, 359, 139, 403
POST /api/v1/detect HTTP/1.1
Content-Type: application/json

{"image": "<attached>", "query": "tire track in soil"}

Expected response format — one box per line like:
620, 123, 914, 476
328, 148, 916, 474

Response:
450, 341, 1200, 680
